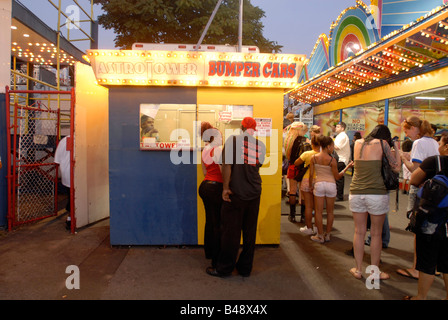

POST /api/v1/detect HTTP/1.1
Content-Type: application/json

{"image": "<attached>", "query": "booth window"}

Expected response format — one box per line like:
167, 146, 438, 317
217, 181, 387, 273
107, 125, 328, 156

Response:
140, 104, 196, 150
140, 104, 254, 150
197, 104, 253, 148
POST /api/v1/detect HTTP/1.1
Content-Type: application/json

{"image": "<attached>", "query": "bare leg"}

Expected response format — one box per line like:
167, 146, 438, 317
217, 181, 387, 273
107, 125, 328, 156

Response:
352, 212, 368, 275
369, 214, 386, 267
413, 272, 436, 300
303, 191, 314, 229
325, 197, 335, 235
313, 195, 324, 235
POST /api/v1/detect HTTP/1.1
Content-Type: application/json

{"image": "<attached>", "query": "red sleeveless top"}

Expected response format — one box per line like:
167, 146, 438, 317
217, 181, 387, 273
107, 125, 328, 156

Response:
202, 146, 223, 183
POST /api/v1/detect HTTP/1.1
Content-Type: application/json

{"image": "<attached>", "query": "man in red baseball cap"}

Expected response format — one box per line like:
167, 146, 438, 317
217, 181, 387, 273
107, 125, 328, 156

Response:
241, 117, 257, 133
206, 117, 266, 278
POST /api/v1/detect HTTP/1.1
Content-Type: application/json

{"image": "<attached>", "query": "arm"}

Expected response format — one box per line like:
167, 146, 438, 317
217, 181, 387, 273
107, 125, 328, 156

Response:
384, 140, 401, 172
410, 156, 436, 187
201, 161, 207, 176
221, 163, 232, 202
308, 159, 315, 190
213, 146, 223, 172
401, 156, 419, 173
294, 157, 304, 167
332, 158, 353, 180
410, 167, 427, 187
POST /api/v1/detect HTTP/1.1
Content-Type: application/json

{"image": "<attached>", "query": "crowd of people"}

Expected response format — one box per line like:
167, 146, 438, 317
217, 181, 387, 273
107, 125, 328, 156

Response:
283, 114, 448, 300
197, 114, 448, 300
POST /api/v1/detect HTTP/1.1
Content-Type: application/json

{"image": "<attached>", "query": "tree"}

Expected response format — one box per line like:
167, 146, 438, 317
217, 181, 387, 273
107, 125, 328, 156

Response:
96, 0, 283, 53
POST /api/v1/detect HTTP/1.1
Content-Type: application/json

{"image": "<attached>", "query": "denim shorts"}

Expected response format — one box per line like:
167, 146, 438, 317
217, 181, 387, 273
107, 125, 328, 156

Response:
349, 194, 390, 215
313, 181, 337, 198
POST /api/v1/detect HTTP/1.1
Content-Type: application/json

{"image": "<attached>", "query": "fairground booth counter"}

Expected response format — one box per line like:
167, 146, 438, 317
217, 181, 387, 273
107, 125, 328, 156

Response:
291, 1, 448, 145
83, 45, 305, 246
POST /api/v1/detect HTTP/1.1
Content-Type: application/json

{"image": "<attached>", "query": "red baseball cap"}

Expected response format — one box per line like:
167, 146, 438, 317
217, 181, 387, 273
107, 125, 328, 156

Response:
242, 117, 257, 131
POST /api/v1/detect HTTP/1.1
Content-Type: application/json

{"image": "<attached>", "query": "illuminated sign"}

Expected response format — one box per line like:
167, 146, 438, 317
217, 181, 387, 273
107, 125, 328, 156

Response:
86, 50, 305, 88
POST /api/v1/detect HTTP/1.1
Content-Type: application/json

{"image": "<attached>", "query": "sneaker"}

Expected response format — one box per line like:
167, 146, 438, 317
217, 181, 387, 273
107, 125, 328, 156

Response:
324, 233, 331, 242
300, 226, 316, 235
311, 234, 324, 244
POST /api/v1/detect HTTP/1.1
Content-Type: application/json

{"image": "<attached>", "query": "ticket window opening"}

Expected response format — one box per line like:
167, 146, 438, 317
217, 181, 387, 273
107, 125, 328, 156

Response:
197, 105, 253, 148
140, 104, 196, 150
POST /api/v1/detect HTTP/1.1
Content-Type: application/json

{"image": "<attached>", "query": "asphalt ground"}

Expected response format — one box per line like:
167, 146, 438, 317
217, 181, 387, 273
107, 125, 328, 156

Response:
0, 176, 446, 308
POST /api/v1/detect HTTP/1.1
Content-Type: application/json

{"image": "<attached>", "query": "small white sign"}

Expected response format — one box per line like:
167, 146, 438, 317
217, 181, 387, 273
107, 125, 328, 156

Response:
255, 118, 272, 137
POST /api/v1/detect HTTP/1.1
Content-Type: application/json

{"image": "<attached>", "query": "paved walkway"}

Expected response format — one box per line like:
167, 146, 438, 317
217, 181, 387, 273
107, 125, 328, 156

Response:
0, 179, 446, 301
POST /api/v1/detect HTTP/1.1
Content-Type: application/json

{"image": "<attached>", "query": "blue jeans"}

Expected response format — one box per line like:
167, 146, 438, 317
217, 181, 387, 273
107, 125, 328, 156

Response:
366, 214, 390, 248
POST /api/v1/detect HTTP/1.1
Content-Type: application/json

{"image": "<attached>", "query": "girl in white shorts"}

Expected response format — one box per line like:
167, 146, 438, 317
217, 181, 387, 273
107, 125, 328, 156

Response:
349, 124, 401, 281
309, 136, 353, 243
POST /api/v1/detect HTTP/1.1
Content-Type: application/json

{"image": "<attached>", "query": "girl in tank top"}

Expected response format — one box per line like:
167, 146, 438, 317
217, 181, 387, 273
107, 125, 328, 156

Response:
309, 136, 353, 243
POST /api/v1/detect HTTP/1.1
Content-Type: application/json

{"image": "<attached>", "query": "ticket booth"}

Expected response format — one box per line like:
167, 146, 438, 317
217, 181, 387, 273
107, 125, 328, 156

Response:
85, 47, 305, 246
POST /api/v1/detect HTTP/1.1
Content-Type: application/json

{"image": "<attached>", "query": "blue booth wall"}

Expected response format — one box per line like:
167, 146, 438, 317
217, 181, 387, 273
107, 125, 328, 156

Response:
0, 94, 7, 228
108, 87, 198, 245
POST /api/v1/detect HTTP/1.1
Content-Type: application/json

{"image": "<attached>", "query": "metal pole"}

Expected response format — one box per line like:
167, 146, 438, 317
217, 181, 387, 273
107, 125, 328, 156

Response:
238, 0, 243, 52
5, 87, 12, 230
196, 0, 224, 51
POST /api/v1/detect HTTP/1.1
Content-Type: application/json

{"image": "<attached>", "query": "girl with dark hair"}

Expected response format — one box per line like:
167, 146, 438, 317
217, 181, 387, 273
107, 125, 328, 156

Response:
349, 124, 401, 280
308, 136, 353, 243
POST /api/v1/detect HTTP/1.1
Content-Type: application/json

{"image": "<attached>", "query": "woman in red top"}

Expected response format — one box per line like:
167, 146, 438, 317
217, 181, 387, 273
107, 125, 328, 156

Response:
199, 122, 223, 268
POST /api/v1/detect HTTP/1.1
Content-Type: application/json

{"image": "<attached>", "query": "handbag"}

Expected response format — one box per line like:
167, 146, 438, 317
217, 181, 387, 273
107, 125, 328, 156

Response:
380, 140, 399, 190
294, 163, 309, 182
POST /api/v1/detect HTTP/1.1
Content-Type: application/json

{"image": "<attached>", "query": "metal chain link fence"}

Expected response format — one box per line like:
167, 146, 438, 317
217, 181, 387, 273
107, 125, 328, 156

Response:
13, 105, 59, 225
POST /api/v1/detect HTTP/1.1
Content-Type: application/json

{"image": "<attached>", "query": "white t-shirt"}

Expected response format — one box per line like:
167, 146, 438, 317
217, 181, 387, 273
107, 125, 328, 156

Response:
54, 136, 71, 188
410, 136, 439, 164
334, 131, 350, 165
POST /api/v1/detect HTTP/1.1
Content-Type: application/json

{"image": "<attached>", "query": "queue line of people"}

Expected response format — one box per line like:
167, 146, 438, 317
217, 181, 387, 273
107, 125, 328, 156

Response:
198, 115, 448, 300
282, 115, 447, 299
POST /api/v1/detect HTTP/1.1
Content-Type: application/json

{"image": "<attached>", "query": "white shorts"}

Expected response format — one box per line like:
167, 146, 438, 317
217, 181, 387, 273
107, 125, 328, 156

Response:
349, 194, 390, 215
313, 181, 337, 198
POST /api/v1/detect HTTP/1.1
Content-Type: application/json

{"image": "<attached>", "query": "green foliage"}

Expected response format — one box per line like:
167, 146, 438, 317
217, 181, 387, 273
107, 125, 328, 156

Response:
96, 0, 282, 53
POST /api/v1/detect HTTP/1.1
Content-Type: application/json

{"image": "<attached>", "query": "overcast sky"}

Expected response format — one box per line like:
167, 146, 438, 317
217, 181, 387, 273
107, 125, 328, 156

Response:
18, 0, 359, 57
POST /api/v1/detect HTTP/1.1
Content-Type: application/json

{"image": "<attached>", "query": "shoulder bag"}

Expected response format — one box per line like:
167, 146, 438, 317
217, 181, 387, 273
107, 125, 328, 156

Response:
380, 140, 399, 190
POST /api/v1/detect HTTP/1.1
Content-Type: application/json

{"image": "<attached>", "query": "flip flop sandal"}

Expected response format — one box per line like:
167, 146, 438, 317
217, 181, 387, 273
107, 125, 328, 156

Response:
350, 268, 363, 279
396, 269, 418, 280
380, 272, 390, 280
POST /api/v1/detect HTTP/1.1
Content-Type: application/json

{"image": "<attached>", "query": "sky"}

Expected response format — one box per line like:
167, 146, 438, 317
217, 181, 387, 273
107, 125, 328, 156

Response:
18, 0, 360, 57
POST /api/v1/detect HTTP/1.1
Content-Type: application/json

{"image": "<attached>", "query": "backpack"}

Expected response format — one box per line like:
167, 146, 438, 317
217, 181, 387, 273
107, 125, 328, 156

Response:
406, 156, 448, 238
294, 140, 312, 182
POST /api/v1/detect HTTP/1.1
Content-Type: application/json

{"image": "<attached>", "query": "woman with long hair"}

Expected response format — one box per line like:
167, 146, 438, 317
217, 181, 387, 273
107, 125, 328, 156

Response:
397, 116, 440, 280
295, 135, 321, 234
308, 136, 353, 243
349, 125, 400, 280
284, 122, 308, 222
